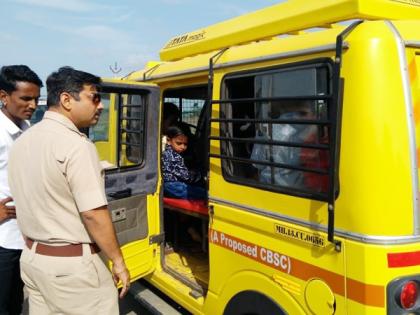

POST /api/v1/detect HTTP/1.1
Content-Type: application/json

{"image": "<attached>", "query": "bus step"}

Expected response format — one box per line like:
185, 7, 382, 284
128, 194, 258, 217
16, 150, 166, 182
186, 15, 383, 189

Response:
129, 280, 183, 315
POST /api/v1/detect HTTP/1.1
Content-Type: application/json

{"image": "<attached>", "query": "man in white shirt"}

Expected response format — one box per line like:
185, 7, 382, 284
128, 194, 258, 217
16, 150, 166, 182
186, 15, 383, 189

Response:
0, 65, 42, 315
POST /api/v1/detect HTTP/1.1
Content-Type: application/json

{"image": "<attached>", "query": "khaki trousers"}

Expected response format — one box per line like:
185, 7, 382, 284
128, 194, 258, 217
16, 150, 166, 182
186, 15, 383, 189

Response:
20, 242, 119, 315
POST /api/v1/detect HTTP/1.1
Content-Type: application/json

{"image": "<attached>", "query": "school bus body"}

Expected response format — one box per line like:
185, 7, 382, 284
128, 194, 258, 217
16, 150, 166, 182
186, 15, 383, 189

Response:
95, 1, 420, 314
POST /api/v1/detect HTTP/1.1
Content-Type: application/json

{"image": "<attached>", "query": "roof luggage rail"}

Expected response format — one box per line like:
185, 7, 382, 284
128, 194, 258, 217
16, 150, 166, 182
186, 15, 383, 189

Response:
160, 0, 420, 62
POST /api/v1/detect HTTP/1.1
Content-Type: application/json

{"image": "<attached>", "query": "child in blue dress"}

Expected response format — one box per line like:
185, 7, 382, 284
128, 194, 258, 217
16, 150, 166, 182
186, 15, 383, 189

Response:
162, 125, 207, 200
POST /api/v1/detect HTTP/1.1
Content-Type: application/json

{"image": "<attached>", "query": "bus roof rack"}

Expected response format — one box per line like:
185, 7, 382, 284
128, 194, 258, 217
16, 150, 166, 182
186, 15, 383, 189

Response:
160, 0, 420, 62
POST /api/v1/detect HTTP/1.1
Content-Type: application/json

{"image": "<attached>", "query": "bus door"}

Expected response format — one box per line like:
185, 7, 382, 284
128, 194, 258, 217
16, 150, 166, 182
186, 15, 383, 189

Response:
90, 80, 160, 281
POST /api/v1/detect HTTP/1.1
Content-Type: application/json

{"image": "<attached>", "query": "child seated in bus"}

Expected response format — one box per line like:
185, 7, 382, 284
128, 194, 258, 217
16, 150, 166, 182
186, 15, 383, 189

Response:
162, 125, 207, 200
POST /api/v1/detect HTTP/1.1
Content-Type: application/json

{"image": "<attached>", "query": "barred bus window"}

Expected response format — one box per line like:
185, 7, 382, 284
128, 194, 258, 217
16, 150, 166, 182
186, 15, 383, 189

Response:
164, 97, 206, 135
119, 93, 146, 166
219, 62, 332, 199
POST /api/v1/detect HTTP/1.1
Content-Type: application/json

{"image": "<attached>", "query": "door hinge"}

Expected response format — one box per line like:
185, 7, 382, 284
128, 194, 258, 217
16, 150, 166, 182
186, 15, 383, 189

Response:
149, 233, 165, 245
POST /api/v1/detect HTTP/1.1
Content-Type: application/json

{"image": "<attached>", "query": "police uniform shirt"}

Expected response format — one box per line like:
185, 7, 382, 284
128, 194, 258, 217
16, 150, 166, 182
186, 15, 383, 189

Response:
8, 111, 107, 244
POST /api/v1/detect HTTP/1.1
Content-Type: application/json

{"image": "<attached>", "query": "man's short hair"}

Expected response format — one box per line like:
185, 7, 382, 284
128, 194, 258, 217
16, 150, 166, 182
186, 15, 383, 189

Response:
0, 65, 43, 93
46, 66, 101, 107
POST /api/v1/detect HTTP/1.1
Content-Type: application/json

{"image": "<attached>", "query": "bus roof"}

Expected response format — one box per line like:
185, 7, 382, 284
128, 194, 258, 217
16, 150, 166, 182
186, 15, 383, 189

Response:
159, 0, 420, 62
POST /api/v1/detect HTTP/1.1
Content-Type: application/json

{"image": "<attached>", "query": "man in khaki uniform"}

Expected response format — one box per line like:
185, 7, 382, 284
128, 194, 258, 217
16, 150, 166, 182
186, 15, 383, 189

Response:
8, 67, 130, 315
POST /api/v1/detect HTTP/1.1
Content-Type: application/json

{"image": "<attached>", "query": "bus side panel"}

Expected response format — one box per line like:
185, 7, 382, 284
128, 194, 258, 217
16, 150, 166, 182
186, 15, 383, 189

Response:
207, 202, 346, 314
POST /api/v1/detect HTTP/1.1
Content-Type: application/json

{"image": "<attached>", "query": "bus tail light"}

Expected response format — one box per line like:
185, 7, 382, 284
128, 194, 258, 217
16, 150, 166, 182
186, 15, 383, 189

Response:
400, 281, 419, 309
388, 277, 420, 314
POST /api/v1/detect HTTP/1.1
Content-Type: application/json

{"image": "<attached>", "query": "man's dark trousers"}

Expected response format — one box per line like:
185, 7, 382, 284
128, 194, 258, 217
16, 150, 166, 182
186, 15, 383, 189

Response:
0, 246, 23, 315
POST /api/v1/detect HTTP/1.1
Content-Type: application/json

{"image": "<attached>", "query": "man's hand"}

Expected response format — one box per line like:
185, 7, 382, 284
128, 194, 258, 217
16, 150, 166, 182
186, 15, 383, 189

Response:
0, 197, 16, 223
112, 260, 131, 298
81, 206, 131, 298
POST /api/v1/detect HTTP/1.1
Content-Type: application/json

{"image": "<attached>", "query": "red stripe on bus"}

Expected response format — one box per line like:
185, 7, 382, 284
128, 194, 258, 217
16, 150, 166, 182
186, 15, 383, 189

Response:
388, 251, 420, 268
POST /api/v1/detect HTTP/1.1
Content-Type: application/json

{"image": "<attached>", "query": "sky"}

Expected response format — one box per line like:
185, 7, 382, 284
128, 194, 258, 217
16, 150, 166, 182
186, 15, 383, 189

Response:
0, 0, 282, 93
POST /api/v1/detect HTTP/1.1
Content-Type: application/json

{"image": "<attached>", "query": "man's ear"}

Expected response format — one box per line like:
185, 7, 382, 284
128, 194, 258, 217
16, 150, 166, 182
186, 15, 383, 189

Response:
59, 92, 72, 111
0, 89, 8, 106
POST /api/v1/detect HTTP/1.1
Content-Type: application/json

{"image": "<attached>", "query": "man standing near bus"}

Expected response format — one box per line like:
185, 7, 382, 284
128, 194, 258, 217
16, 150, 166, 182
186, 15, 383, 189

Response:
8, 67, 130, 314
0, 65, 42, 315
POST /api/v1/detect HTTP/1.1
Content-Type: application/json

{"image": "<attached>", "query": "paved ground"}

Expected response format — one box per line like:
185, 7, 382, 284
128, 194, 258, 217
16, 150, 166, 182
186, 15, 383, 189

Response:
22, 288, 154, 315
119, 293, 155, 315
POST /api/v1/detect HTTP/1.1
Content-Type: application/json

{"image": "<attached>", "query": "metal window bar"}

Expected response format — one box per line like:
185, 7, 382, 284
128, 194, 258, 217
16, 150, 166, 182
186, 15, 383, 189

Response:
121, 117, 142, 121
121, 104, 143, 108
120, 142, 142, 147
210, 136, 329, 150
214, 95, 332, 104
212, 118, 331, 126
121, 128, 143, 134
209, 154, 329, 175
324, 20, 363, 250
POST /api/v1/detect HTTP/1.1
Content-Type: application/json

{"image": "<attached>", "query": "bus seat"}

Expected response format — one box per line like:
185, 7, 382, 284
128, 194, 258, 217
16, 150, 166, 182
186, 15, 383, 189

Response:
163, 197, 208, 217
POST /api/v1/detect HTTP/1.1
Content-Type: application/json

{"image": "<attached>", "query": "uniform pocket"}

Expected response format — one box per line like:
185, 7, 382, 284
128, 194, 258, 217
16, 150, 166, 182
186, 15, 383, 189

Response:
52, 260, 100, 289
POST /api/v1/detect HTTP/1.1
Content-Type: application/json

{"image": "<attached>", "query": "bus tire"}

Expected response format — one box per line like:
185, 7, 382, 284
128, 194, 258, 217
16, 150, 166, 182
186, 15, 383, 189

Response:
223, 290, 286, 315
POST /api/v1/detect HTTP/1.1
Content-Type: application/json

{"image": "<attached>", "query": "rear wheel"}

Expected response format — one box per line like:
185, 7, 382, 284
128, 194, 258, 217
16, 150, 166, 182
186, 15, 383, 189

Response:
223, 291, 286, 315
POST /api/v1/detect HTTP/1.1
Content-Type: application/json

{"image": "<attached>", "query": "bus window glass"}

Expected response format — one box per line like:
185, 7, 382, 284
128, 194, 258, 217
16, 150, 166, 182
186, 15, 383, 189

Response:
90, 92, 110, 142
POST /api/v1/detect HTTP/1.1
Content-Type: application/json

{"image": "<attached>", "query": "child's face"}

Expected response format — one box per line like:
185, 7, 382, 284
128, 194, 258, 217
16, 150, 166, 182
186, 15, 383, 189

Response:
168, 134, 188, 154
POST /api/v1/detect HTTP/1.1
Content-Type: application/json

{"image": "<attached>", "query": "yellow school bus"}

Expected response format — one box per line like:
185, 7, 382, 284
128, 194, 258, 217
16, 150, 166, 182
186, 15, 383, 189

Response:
90, 0, 420, 313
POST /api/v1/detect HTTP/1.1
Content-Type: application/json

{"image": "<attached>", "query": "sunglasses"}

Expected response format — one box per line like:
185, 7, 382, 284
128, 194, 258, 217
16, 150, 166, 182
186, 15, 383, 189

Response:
88, 92, 102, 104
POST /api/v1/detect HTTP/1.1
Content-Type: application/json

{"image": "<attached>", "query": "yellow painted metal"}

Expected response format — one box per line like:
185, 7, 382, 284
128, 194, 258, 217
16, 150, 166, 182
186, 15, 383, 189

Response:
160, 0, 420, 61
336, 21, 414, 236
117, 193, 160, 283
109, 193, 160, 286
304, 279, 335, 314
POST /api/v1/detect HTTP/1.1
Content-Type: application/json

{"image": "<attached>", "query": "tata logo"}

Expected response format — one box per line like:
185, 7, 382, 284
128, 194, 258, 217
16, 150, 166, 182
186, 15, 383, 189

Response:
165, 31, 206, 48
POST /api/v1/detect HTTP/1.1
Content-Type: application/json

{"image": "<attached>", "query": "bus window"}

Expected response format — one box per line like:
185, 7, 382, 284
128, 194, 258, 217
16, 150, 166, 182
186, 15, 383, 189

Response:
90, 90, 147, 169
164, 87, 207, 136
220, 61, 331, 199
119, 93, 146, 167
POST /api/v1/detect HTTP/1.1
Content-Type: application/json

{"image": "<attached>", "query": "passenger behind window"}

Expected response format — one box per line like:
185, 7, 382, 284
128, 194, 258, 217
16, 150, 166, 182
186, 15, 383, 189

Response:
251, 100, 316, 189
162, 102, 193, 146
300, 126, 329, 193
162, 102, 181, 150
162, 125, 207, 199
